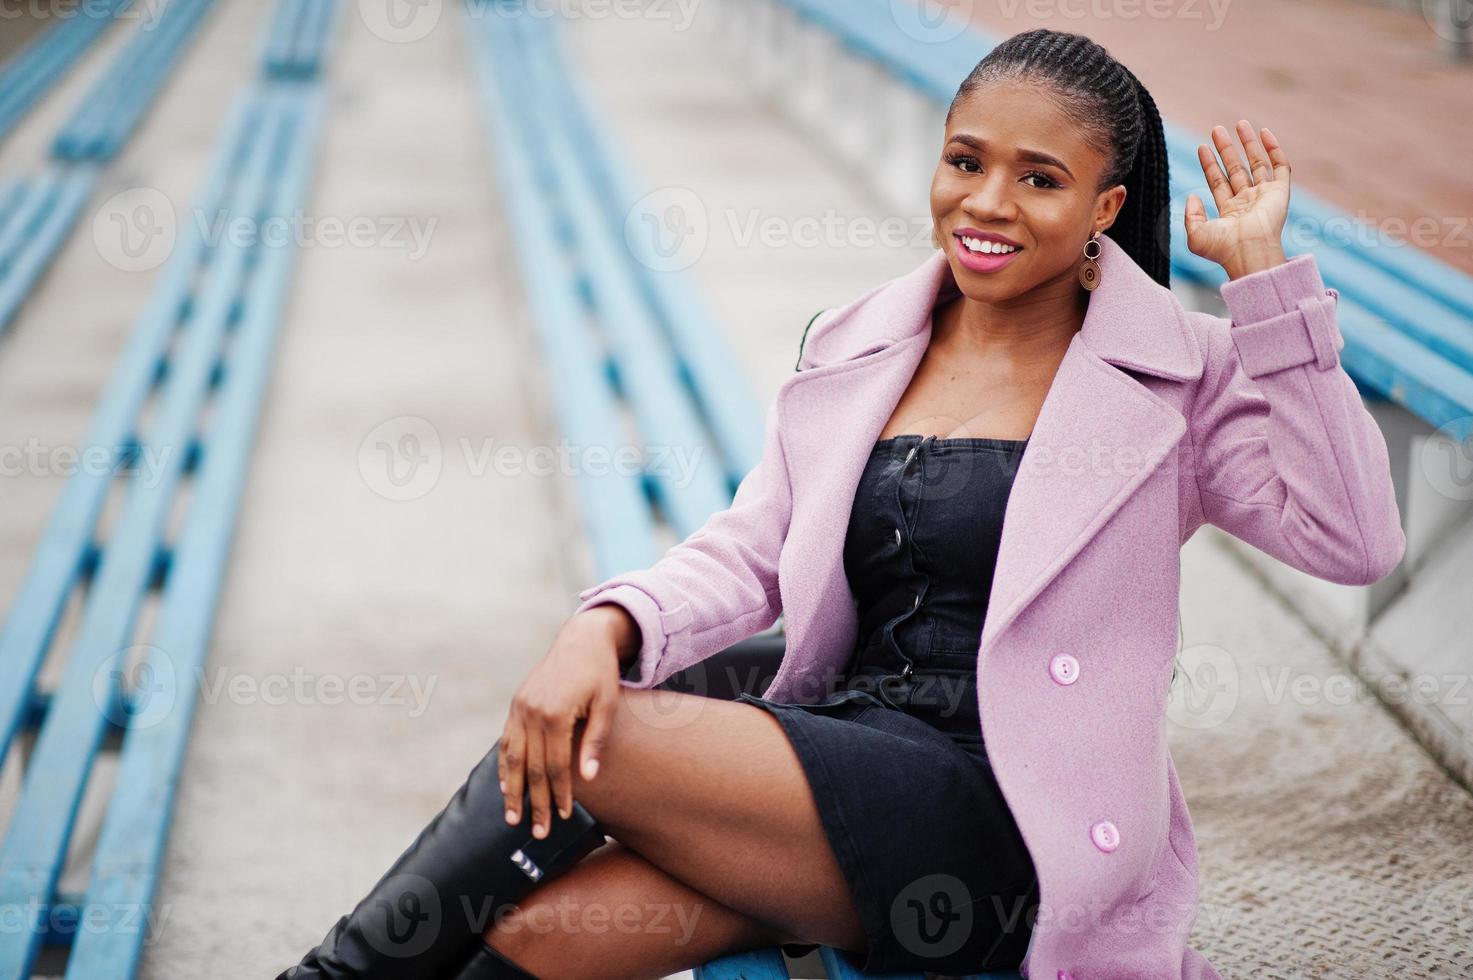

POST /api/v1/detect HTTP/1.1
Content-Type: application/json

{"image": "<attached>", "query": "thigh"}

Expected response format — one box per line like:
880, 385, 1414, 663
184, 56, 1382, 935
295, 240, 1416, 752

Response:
486, 839, 786, 980
567, 687, 866, 953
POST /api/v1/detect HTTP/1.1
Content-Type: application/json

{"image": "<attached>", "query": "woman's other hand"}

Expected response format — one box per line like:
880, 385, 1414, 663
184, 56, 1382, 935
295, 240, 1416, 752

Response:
498, 605, 636, 839
1185, 119, 1290, 279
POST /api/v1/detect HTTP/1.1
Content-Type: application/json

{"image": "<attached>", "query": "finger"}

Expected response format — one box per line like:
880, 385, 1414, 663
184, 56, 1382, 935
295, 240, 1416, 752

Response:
1236, 119, 1273, 186
525, 722, 553, 840
545, 715, 575, 822
500, 717, 527, 825
580, 688, 615, 782
1260, 126, 1291, 183
1197, 143, 1233, 214
1184, 193, 1205, 238
1210, 123, 1253, 196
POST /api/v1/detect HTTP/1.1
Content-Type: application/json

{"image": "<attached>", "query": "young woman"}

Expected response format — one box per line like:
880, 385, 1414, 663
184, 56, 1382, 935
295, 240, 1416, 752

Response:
280, 27, 1404, 980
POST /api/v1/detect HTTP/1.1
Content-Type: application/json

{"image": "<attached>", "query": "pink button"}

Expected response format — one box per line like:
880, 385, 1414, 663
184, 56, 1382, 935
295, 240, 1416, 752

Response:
1090, 820, 1120, 853
1049, 653, 1080, 685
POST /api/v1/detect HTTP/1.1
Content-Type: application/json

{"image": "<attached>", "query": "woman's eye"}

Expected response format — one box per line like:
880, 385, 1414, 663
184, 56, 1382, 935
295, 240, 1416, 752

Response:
1023, 171, 1058, 188
947, 153, 981, 174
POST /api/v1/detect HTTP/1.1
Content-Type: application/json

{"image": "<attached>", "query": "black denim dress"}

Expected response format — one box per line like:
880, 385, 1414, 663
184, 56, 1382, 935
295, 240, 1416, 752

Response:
737, 433, 1040, 976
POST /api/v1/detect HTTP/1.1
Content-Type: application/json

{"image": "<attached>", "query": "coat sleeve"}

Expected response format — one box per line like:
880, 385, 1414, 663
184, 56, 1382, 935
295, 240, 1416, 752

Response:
571, 391, 792, 689
1187, 252, 1405, 586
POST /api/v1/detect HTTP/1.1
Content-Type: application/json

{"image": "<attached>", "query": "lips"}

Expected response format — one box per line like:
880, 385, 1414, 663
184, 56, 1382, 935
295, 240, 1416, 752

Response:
952, 230, 1024, 274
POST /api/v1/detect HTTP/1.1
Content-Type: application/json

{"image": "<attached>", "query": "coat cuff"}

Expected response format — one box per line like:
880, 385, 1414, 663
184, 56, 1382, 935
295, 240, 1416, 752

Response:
1219, 252, 1343, 379
573, 583, 667, 688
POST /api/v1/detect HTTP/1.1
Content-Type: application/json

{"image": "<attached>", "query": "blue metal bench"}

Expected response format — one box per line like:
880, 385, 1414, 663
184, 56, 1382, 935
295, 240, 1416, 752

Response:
0, 3, 337, 976
52, 0, 218, 163
463, 3, 1024, 976
0, 0, 135, 145
0, 0, 219, 335
261, 0, 339, 81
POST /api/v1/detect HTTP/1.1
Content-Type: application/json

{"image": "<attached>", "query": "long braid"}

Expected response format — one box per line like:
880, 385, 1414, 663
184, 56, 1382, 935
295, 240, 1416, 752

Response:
947, 29, 1173, 288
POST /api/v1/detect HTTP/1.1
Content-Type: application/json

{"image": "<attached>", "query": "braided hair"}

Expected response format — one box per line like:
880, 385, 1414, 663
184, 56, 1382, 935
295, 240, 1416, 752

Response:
947, 29, 1172, 289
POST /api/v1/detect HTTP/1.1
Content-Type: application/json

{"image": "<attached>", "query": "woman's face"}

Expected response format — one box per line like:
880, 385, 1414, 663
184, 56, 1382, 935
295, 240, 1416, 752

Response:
930, 80, 1126, 302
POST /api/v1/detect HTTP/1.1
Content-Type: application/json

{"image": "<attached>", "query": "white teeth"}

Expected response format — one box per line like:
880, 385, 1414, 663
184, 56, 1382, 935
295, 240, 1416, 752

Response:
961, 236, 1018, 254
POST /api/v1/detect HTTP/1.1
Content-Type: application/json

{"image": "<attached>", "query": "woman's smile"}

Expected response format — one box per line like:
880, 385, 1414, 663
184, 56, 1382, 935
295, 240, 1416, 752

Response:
952, 228, 1025, 274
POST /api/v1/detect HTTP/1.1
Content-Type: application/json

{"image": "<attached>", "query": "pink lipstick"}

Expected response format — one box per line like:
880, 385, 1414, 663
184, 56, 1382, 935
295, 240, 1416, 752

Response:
952, 229, 1023, 274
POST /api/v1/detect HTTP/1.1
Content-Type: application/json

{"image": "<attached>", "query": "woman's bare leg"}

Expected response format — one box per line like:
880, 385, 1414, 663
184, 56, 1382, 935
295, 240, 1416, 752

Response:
484, 686, 868, 976
483, 839, 791, 980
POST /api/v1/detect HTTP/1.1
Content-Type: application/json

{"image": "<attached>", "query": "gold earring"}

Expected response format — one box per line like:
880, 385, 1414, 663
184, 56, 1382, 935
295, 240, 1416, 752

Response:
1078, 234, 1102, 291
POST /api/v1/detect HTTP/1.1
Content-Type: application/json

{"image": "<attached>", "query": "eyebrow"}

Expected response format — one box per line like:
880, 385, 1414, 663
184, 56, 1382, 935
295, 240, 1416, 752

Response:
948, 134, 1074, 179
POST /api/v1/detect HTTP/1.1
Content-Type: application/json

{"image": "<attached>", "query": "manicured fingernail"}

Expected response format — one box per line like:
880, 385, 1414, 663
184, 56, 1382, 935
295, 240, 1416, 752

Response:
500, 779, 506, 794
582, 758, 599, 780
559, 806, 571, 820
533, 822, 546, 839
506, 808, 518, 824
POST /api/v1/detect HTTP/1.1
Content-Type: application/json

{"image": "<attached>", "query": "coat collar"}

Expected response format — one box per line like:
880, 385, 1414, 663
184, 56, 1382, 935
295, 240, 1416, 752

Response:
769, 233, 1202, 691
796, 231, 1202, 382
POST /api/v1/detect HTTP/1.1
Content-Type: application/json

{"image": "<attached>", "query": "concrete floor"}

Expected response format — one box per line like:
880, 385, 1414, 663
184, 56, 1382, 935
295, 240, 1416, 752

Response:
0, 2, 1468, 978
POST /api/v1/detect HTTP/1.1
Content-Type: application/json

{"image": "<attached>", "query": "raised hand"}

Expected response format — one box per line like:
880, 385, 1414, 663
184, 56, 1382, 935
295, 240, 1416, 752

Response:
1185, 119, 1290, 279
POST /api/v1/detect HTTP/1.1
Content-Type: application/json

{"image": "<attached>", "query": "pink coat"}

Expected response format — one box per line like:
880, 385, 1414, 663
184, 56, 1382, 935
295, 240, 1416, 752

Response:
574, 232, 1405, 979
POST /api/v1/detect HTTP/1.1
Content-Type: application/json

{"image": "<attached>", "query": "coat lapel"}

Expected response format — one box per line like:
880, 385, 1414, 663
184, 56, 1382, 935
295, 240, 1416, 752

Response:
776, 233, 1204, 665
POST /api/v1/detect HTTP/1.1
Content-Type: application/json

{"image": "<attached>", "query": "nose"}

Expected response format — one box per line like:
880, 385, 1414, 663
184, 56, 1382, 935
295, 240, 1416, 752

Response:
961, 172, 1019, 222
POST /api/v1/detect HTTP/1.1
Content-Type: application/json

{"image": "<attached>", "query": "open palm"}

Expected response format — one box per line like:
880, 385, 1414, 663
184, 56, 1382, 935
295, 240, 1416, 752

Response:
1184, 120, 1290, 276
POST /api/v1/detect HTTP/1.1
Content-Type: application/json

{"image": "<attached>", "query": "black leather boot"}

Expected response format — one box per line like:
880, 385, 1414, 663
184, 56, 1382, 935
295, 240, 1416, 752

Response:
277, 739, 607, 979
442, 938, 540, 979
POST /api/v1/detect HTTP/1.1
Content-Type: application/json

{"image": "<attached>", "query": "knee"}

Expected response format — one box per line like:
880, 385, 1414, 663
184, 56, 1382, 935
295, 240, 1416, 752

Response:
567, 687, 707, 824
